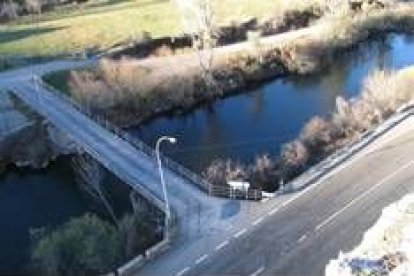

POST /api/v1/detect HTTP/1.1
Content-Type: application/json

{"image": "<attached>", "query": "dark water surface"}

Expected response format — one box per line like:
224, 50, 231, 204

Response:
0, 157, 93, 273
130, 34, 414, 172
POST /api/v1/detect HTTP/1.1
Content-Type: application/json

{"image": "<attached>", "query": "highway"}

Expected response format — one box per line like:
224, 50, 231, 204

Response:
186, 125, 414, 275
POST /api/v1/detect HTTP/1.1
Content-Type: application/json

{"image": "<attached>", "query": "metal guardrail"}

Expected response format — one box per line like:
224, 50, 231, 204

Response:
210, 185, 262, 200
35, 77, 262, 200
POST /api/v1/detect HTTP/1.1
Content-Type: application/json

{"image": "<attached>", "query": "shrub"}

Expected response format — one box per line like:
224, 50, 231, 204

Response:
203, 159, 247, 186
30, 211, 160, 276
30, 213, 121, 275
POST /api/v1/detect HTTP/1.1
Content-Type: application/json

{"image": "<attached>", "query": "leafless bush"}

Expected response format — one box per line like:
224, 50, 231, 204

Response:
69, 57, 222, 125
280, 140, 309, 176
1, 0, 19, 20
249, 154, 280, 190
203, 159, 247, 186
25, 0, 41, 14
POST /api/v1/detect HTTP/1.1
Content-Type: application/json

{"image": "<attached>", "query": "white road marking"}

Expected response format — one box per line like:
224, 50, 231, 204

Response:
251, 266, 265, 276
297, 233, 307, 243
252, 217, 264, 226
225, 225, 233, 231
233, 228, 247, 238
215, 240, 229, 251
315, 159, 414, 231
268, 207, 279, 215
195, 254, 209, 264
176, 266, 190, 276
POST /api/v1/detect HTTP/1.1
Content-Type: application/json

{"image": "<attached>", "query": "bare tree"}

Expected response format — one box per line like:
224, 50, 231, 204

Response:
0, 0, 19, 20
171, 0, 218, 89
25, 0, 41, 14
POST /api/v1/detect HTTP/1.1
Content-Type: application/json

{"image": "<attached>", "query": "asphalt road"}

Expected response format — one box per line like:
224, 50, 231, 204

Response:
187, 127, 414, 276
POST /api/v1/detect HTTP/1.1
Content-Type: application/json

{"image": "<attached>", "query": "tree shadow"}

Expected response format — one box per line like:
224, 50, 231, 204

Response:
86, 0, 166, 10
19, 0, 169, 25
0, 26, 64, 44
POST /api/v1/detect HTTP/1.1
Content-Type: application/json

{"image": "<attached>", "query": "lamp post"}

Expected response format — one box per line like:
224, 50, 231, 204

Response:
155, 136, 177, 240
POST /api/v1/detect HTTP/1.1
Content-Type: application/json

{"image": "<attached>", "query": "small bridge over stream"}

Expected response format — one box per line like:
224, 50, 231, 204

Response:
3, 70, 261, 214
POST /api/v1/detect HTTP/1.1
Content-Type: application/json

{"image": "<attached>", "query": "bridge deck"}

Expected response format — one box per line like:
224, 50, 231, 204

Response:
8, 80, 209, 212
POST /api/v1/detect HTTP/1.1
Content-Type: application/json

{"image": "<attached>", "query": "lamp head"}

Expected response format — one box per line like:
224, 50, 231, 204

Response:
168, 137, 177, 144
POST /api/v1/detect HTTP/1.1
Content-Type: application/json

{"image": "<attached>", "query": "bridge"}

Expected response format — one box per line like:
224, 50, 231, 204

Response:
0, 60, 235, 211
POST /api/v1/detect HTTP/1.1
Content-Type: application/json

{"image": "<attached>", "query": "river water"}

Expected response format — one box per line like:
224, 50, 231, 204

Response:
0, 157, 93, 273
130, 34, 414, 173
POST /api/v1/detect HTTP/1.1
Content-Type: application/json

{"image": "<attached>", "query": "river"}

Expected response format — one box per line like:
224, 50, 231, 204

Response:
130, 34, 414, 173
0, 157, 93, 273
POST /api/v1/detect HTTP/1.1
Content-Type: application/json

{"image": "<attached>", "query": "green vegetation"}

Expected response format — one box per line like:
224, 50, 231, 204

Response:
0, 0, 313, 56
30, 211, 160, 275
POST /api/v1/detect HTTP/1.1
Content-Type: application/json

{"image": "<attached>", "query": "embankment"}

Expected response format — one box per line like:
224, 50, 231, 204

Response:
0, 91, 79, 171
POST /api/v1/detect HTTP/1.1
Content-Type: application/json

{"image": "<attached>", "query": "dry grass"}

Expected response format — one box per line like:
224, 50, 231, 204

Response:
68, 58, 207, 125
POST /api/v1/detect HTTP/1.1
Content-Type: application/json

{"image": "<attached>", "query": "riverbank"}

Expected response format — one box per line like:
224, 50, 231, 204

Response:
0, 91, 79, 170
60, 3, 414, 128
204, 66, 414, 191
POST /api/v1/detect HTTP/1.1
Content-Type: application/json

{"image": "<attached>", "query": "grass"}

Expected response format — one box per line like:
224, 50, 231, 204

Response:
0, 0, 309, 56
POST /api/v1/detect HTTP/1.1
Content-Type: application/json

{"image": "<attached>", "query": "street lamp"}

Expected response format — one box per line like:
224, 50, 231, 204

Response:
155, 136, 177, 240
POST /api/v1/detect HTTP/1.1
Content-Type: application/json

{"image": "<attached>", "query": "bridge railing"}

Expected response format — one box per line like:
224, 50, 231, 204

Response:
35, 77, 262, 200
35, 77, 265, 200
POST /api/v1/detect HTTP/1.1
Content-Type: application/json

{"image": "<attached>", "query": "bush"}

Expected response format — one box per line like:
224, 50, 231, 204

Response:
203, 159, 247, 186
30, 213, 121, 275
30, 211, 160, 275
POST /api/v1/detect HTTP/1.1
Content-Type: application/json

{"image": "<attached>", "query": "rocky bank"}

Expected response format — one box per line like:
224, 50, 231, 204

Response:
0, 91, 79, 172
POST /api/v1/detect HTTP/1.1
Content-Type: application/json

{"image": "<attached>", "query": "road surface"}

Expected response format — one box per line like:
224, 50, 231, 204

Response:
185, 120, 414, 276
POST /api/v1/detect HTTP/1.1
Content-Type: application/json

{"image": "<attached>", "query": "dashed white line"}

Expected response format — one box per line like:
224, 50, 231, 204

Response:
315, 159, 414, 232
175, 266, 190, 276
195, 254, 209, 264
215, 240, 229, 251
250, 266, 265, 276
297, 233, 307, 243
252, 217, 264, 226
233, 228, 247, 238
268, 207, 279, 215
